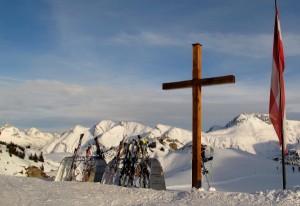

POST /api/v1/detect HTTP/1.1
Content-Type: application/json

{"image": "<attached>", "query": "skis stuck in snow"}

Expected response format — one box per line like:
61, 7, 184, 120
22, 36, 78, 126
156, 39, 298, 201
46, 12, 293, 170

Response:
67, 133, 84, 181
55, 133, 107, 182
102, 135, 166, 190
55, 133, 167, 190
102, 135, 151, 188
82, 144, 92, 182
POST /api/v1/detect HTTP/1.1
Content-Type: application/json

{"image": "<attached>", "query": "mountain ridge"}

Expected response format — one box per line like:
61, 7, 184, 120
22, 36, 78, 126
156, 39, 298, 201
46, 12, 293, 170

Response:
1, 113, 300, 156
1, 113, 300, 178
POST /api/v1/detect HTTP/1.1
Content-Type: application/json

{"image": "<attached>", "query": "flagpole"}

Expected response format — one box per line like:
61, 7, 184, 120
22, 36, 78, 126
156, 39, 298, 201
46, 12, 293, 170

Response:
275, 0, 287, 190
279, 74, 286, 190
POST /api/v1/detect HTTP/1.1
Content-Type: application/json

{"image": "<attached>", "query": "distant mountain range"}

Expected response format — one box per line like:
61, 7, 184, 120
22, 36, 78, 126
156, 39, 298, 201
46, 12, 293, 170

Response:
0, 124, 60, 149
1, 113, 300, 177
1, 113, 300, 157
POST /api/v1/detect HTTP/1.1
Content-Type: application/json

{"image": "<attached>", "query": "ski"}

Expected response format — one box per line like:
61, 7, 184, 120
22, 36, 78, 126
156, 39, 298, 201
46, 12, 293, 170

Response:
107, 135, 126, 184
138, 136, 150, 188
67, 133, 84, 181
117, 136, 151, 188
127, 139, 139, 187
82, 144, 92, 182
119, 140, 134, 186
100, 135, 165, 189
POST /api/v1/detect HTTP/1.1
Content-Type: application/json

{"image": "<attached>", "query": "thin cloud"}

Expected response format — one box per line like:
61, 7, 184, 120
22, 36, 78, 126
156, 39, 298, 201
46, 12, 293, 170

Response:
110, 30, 300, 59
194, 33, 272, 59
113, 31, 261, 52
111, 31, 183, 46
283, 33, 300, 56
0, 76, 24, 83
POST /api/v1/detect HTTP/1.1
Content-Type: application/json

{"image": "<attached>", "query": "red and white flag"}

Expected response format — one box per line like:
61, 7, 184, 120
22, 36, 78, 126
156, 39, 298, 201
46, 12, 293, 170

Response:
269, 1, 287, 153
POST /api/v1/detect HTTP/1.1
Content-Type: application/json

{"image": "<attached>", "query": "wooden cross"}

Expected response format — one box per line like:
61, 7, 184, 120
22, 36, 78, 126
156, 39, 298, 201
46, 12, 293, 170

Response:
162, 43, 235, 189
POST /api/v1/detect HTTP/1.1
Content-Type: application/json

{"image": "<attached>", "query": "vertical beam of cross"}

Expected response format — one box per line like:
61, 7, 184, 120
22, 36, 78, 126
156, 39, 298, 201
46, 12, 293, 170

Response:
192, 43, 202, 188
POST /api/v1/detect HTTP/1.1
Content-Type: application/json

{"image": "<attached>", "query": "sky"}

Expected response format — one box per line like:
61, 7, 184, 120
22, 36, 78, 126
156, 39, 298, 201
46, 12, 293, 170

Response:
0, 0, 300, 132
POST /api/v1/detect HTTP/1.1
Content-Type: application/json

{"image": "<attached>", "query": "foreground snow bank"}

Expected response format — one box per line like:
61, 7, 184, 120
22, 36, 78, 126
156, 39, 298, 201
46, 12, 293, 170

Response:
1, 175, 299, 206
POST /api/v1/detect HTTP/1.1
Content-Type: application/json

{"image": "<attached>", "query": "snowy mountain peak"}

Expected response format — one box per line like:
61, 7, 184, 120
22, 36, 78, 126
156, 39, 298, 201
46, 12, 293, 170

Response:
70, 125, 87, 133
0, 124, 56, 150
207, 113, 271, 132
0, 124, 25, 139
225, 113, 271, 128
93, 120, 117, 137
26, 128, 41, 137
1, 123, 22, 132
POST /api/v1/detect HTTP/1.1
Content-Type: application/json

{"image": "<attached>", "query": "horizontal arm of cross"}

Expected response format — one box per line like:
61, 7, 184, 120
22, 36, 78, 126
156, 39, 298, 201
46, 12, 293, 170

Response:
162, 75, 235, 90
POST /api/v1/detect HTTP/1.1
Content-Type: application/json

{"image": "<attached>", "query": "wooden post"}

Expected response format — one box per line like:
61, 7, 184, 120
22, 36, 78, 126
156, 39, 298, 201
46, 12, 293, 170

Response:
192, 43, 202, 188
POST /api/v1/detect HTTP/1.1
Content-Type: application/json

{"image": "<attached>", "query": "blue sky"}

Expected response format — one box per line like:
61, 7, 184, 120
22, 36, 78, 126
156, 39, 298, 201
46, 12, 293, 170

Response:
0, 0, 300, 132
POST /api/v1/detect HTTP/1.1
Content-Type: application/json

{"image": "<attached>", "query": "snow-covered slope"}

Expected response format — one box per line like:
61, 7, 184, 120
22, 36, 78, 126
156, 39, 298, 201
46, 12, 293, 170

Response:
0, 143, 58, 178
205, 113, 300, 157
164, 147, 300, 192
42, 125, 93, 154
1, 146, 300, 205
97, 121, 152, 148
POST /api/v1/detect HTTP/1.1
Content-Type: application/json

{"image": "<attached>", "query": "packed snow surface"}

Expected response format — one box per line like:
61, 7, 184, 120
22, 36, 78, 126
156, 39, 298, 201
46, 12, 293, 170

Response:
1, 175, 299, 206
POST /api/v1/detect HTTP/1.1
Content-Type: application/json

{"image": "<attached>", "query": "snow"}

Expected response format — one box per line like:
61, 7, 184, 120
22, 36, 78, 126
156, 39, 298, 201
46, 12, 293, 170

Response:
163, 148, 300, 193
1, 147, 300, 205
205, 113, 300, 158
0, 124, 57, 149
1, 113, 300, 205
0, 175, 299, 205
